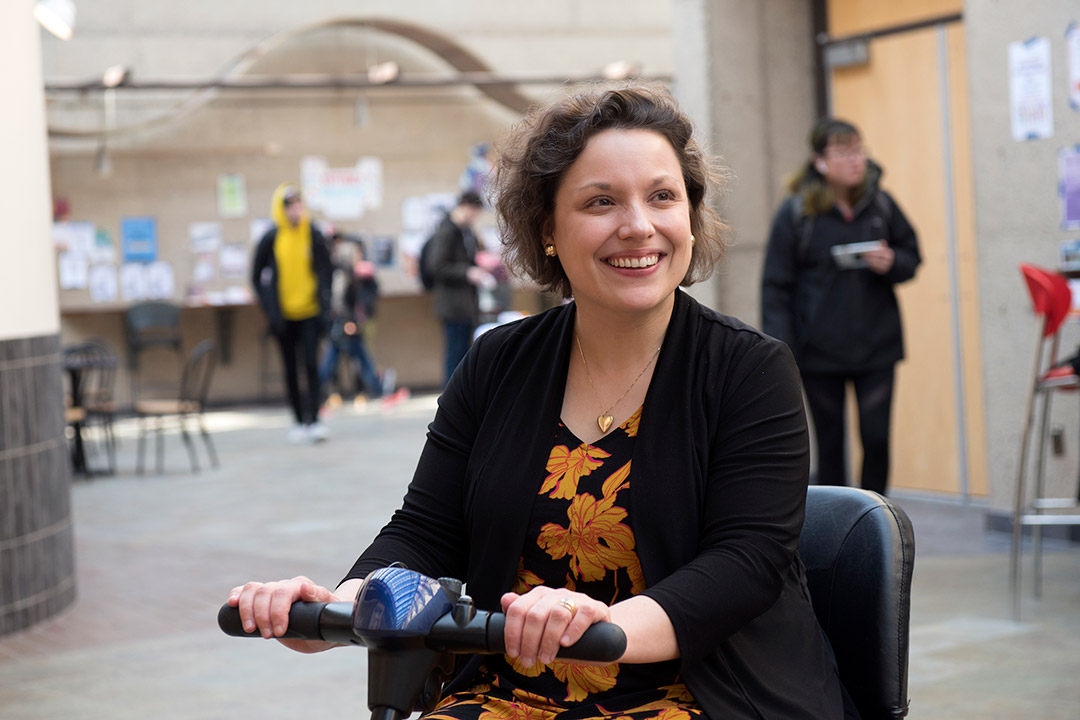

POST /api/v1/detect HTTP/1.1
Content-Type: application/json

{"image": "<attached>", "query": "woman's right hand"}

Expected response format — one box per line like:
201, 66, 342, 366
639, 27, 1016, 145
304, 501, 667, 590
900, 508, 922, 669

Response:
226, 576, 342, 654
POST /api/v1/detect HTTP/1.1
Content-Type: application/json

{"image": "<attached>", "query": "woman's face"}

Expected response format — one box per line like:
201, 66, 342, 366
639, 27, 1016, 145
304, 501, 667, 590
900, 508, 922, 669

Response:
818, 136, 867, 191
545, 128, 693, 317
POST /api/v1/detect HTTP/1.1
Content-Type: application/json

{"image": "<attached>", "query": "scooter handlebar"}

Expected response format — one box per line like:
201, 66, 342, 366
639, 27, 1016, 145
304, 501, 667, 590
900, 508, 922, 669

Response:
217, 602, 627, 662
217, 601, 359, 645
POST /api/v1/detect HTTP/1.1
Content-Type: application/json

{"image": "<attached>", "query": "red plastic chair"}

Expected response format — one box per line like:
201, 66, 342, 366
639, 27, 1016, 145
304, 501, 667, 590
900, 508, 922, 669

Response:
1011, 264, 1080, 619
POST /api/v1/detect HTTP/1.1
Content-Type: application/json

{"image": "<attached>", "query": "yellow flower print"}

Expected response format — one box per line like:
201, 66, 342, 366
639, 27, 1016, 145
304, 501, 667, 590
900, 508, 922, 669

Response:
504, 652, 546, 678
537, 493, 636, 581
475, 694, 554, 720
601, 461, 631, 499
621, 406, 643, 437
513, 558, 544, 594
660, 683, 696, 702
541, 444, 611, 499
552, 660, 619, 702
510, 688, 564, 714
624, 553, 646, 596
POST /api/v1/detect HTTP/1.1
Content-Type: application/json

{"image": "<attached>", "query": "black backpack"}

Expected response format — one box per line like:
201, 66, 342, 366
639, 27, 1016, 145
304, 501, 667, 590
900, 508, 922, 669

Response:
418, 236, 436, 291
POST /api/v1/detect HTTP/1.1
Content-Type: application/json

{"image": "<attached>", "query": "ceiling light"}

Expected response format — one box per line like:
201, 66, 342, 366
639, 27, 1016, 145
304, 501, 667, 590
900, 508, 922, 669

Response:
34, 0, 76, 41
602, 60, 641, 81
102, 65, 130, 88
367, 61, 399, 85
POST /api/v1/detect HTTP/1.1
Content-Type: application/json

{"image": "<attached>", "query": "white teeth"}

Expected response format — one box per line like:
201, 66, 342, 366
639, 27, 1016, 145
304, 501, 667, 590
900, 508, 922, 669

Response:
607, 255, 659, 269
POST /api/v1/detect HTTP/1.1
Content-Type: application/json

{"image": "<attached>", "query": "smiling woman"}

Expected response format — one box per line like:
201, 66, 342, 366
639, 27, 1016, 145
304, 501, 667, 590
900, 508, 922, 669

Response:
228, 84, 854, 720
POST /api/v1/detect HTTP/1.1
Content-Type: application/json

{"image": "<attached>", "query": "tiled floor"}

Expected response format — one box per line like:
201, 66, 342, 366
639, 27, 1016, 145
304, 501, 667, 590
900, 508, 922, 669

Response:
1, 398, 1078, 719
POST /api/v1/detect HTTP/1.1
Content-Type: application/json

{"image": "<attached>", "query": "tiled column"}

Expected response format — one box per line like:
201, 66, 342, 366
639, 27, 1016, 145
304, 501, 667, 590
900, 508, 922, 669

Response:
0, 1, 76, 635
0, 335, 76, 635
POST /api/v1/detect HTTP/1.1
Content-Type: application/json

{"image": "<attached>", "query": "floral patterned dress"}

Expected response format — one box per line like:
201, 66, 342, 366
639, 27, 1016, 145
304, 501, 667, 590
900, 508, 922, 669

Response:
427, 407, 703, 720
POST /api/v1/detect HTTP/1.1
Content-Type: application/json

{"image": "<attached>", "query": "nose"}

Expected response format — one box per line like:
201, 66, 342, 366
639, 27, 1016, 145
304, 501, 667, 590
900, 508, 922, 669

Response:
618, 201, 655, 241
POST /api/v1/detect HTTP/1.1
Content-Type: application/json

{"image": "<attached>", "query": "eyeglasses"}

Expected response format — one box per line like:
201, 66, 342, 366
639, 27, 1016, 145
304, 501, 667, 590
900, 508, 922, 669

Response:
283, 196, 301, 206
824, 145, 867, 160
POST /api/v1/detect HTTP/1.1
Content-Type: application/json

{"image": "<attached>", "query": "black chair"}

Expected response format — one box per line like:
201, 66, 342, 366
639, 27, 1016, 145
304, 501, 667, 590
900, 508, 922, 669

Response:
125, 301, 183, 400
62, 340, 119, 475
799, 486, 915, 720
135, 339, 219, 474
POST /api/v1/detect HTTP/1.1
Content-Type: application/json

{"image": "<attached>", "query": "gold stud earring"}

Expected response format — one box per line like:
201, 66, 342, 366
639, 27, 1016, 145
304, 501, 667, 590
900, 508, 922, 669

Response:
544, 244, 557, 257
690, 234, 696, 248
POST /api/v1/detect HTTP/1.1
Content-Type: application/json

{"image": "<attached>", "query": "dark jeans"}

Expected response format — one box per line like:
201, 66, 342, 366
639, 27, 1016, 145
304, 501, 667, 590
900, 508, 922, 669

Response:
275, 317, 322, 425
319, 332, 381, 399
443, 320, 474, 388
801, 366, 895, 496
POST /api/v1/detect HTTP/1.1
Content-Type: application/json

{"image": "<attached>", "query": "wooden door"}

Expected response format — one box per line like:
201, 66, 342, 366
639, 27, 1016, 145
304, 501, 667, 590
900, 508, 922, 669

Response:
826, 1, 987, 496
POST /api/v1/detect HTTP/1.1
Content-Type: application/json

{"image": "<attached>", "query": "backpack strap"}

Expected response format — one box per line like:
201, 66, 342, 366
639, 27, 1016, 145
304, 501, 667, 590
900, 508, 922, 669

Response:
788, 195, 815, 265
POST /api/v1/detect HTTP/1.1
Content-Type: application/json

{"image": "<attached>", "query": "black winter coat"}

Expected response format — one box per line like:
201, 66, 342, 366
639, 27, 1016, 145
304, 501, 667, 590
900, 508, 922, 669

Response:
428, 215, 478, 323
761, 182, 920, 374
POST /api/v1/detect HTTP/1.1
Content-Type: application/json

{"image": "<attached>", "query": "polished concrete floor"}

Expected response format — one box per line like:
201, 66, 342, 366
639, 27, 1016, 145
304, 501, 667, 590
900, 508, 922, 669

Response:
1, 397, 1078, 719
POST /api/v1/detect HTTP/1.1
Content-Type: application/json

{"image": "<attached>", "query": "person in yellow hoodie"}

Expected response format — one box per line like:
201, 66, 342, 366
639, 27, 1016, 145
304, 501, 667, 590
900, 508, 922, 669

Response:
251, 184, 333, 443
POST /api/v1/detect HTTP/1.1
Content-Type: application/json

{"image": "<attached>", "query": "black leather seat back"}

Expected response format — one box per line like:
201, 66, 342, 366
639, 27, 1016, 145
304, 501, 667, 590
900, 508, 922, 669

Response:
799, 486, 915, 720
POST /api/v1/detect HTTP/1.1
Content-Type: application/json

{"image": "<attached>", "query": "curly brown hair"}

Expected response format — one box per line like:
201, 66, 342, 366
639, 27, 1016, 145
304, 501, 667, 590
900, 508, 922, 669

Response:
491, 83, 729, 298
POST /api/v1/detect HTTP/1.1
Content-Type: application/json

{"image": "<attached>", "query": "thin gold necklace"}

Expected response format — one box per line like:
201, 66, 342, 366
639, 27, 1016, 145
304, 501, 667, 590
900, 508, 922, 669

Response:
576, 334, 661, 434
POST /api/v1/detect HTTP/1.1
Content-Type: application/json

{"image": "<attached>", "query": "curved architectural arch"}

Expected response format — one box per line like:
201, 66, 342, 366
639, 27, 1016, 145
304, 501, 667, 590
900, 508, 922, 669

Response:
47, 17, 537, 139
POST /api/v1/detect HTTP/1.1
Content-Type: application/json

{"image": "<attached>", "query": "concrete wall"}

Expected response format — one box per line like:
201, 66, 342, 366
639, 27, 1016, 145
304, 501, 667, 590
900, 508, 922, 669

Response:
966, 0, 1080, 509
672, 0, 818, 321
42, 1, 675, 400
0, 0, 76, 636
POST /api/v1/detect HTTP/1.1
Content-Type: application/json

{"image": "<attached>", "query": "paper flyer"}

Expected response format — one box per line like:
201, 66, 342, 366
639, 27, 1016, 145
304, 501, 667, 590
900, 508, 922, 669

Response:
88, 264, 118, 303
1009, 36, 1054, 141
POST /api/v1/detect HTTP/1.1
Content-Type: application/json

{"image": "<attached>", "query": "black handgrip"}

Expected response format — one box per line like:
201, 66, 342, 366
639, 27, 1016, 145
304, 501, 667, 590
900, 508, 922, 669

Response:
485, 614, 627, 663
217, 601, 357, 644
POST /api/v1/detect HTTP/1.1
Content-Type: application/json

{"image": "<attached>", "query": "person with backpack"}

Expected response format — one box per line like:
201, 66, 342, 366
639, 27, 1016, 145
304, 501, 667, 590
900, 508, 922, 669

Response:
424, 190, 497, 387
761, 117, 921, 495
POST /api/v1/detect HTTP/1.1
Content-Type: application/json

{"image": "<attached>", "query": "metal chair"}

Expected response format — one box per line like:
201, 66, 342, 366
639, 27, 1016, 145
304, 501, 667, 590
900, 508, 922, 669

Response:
1010, 263, 1080, 619
124, 301, 183, 401
799, 486, 915, 720
62, 340, 119, 475
135, 339, 219, 474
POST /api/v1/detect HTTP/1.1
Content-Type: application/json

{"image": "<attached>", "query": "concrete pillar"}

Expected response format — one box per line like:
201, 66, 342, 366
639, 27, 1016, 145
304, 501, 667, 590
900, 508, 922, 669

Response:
0, 0, 76, 635
672, 0, 817, 323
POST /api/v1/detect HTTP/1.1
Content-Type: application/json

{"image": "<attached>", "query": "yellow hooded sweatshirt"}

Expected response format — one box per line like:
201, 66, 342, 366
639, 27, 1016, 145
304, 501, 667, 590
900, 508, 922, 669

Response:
270, 183, 319, 321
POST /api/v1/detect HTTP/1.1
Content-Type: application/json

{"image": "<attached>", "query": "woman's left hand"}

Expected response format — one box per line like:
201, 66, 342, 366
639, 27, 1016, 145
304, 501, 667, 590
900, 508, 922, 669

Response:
500, 587, 611, 667
862, 241, 895, 274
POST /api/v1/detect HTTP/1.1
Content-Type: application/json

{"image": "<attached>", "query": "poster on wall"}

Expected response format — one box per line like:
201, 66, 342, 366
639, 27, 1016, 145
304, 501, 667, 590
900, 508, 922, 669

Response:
219, 243, 248, 278
91, 228, 116, 264
250, 217, 274, 245
189, 222, 223, 253
217, 173, 248, 218
1009, 36, 1054, 141
120, 263, 148, 301
1061, 145, 1080, 229
301, 156, 384, 219
1068, 22, 1080, 111
52, 221, 94, 254
57, 251, 89, 289
121, 217, 158, 262
145, 261, 175, 300
88, 264, 118, 303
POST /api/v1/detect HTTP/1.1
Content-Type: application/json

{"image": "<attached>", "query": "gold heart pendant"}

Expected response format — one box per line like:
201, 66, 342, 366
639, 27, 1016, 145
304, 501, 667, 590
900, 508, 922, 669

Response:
597, 414, 614, 433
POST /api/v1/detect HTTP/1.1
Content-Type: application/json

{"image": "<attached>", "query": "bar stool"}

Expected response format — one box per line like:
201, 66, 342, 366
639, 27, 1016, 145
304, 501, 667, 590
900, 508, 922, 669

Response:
1011, 263, 1080, 619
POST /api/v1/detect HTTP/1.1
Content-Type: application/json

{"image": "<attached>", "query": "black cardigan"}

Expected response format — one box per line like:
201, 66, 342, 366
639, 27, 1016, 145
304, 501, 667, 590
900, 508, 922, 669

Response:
345, 290, 845, 719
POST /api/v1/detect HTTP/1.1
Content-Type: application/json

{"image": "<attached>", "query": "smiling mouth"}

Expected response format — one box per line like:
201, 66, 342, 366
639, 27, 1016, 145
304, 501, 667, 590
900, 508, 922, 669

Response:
606, 254, 660, 269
